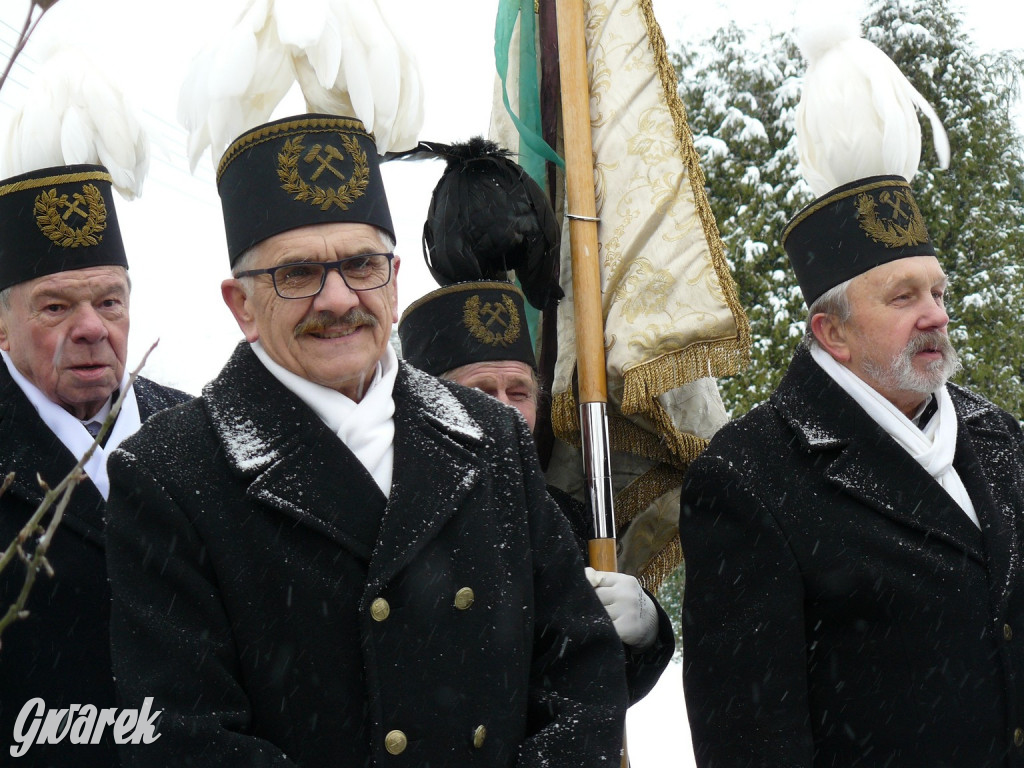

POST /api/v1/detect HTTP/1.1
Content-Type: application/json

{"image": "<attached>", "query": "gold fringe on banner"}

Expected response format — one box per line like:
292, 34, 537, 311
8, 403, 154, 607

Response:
543, 0, 750, 590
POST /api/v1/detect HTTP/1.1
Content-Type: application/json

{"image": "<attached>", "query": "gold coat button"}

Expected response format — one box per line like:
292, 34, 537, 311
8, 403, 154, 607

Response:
385, 729, 408, 755
454, 587, 475, 610
1005, 623, 1014, 641
472, 724, 487, 749
1015, 727, 1024, 747
371, 598, 391, 622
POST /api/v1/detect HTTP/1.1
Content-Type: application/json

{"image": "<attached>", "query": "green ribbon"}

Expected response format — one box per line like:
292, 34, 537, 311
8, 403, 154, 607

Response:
494, 0, 564, 174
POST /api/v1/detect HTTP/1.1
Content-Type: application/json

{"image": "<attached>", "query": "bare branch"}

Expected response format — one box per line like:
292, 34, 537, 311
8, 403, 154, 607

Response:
0, 1, 57, 93
0, 340, 159, 643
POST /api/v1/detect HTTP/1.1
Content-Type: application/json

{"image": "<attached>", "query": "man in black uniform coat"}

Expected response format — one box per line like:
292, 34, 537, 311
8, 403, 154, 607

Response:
399, 280, 675, 705
0, 165, 190, 766
677, 38, 1024, 767
104, 115, 627, 768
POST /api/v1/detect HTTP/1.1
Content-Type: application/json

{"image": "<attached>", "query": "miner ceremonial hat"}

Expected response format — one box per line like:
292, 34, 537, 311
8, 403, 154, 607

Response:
0, 164, 128, 293
216, 114, 395, 266
782, 175, 936, 306
398, 281, 537, 376
784, 14, 948, 306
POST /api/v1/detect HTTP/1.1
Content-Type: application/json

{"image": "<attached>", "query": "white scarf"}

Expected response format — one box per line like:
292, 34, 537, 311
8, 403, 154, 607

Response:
810, 346, 978, 528
251, 341, 397, 497
1, 351, 142, 501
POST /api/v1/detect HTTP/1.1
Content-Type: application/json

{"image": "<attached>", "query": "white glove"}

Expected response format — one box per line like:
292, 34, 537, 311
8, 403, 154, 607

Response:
585, 567, 659, 650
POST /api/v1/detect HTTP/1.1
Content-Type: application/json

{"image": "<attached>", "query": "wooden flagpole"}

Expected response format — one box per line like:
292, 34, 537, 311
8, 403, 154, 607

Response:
553, 0, 627, 764
552, 0, 615, 564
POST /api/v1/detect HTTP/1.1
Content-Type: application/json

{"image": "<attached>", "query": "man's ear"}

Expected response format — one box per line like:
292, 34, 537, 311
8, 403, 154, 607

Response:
389, 254, 400, 324
810, 312, 851, 363
221, 279, 259, 342
0, 313, 8, 352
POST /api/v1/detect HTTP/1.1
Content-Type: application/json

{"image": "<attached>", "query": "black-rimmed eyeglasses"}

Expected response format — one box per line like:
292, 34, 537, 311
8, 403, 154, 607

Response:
236, 253, 395, 299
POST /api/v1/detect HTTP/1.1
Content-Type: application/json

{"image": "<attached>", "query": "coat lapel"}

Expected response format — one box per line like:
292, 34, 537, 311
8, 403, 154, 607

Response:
364, 365, 490, 597
205, 348, 492, 580
773, 347, 985, 563
204, 343, 388, 561
949, 385, 1024, 614
0, 366, 106, 544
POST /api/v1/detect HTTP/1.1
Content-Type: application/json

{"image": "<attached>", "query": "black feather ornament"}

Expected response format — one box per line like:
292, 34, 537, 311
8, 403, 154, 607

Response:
405, 137, 563, 310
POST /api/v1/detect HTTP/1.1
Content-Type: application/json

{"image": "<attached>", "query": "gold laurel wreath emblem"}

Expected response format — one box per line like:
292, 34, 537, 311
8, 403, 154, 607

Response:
855, 189, 929, 248
463, 295, 521, 347
277, 133, 370, 211
33, 184, 107, 248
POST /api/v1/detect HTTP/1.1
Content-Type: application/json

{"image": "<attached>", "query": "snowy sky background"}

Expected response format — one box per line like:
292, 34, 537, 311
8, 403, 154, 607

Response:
0, 0, 1019, 763
0, 0, 1016, 397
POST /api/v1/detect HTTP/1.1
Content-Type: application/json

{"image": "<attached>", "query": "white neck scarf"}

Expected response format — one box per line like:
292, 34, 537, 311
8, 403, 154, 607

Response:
1, 351, 142, 501
251, 341, 397, 497
810, 346, 978, 528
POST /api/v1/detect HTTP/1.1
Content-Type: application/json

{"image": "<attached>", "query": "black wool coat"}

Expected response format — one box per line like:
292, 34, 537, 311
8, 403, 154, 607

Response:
679, 345, 1024, 768
105, 342, 627, 768
0, 365, 190, 767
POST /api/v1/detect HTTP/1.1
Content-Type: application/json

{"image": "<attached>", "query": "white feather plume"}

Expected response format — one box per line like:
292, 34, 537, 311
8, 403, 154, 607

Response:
178, 0, 424, 171
795, 13, 950, 197
2, 46, 150, 199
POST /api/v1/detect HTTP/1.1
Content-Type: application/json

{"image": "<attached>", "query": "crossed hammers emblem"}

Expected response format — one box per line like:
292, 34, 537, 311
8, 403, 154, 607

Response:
59, 193, 90, 222
303, 144, 348, 182
878, 190, 909, 224
479, 301, 510, 330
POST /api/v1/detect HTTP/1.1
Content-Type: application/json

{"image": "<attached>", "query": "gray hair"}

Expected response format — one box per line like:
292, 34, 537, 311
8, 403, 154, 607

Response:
804, 278, 853, 349
231, 228, 397, 294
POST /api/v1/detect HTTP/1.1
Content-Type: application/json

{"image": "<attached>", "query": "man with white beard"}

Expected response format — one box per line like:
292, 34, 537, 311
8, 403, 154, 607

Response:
677, 18, 1024, 768
679, 180, 1024, 768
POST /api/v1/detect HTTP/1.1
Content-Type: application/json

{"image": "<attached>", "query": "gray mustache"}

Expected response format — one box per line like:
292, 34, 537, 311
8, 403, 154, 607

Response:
293, 309, 378, 337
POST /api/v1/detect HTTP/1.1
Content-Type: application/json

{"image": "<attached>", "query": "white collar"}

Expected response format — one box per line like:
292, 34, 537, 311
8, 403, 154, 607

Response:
1, 351, 141, 500
251, 341, 398, 496
84, 397, 114, 429
810, 345, 977, 526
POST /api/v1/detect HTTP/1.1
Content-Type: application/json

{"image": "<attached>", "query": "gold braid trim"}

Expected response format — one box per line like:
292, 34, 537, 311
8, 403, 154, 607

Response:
552, 1, 751, 470
639, 536, 682, 595
782, 177, 915, 244
619, 337, 750, 415
638, 0, 751, 369
0, 170, 111, 199
615, 464, 684, 530
400, 280, 526, 322
616, 466, 684, 593
550, 1, 751, 598
217, 117, 374, 182
552, 391, 710, 470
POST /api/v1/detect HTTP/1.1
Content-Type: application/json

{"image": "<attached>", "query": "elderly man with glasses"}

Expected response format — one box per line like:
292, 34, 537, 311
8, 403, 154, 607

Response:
103, 115, 627, 768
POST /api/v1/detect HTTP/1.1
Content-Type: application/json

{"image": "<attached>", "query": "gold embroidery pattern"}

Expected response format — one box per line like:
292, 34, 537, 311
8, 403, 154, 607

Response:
33, 184, 107, 248
463, 295, 521, 347
277, 133, 369, 211
856, 188, 929, 248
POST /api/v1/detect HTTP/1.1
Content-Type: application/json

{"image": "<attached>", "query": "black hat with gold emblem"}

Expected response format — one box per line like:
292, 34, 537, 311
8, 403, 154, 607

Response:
398, 281, 536, 376
782, 174, 935, 306
784, 14, 949, 307
0, 164, 128, 293
217, 114, 395, 266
